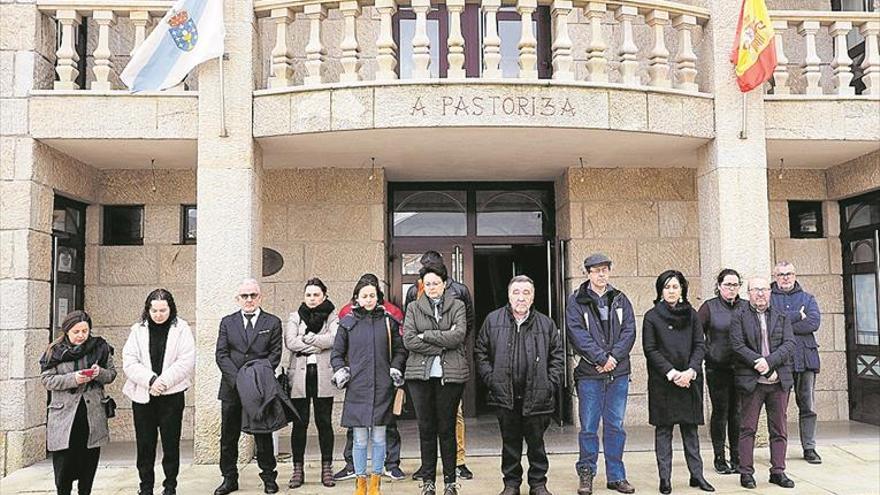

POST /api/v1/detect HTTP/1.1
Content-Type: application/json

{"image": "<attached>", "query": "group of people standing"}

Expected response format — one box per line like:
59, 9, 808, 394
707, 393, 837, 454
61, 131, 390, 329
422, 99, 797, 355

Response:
38, 250, 822, 495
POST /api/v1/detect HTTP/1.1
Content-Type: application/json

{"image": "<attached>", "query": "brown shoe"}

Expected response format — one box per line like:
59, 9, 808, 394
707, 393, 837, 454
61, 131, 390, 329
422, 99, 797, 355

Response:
367, 474, 382, 495
288, 462, 304, 489
577, 468, 594, 495
321, 461, 336, 487
606, 479, 635, 494
529, 485, 554, 495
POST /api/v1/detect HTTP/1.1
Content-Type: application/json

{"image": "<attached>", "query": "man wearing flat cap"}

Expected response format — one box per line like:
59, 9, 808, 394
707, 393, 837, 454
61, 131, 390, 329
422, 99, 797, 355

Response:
566, 253, 637, 495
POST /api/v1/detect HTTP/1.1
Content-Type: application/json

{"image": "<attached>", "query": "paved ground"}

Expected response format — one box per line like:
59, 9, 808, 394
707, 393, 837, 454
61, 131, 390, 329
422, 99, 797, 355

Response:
2, 421, 878, 495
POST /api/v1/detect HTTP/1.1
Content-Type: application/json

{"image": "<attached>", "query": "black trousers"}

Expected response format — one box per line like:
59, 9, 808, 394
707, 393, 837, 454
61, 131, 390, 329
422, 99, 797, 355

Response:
706, 367, 741, 463
343, 419, 402, 469
53, 398, 100, 495
132, 392, 185, 491
408, 379, 465, 484
291, 364, 334, 463
220, 395, 277, 482
654, 424, 704, 481
496, 400, 552, 489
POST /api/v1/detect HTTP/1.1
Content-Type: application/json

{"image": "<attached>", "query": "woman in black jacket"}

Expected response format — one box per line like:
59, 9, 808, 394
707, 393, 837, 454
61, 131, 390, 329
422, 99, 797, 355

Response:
697, 269, 747, 474
642, 270, 714, 494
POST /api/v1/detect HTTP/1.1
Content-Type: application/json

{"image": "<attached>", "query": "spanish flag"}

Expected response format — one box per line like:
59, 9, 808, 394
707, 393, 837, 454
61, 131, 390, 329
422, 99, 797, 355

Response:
730, 0, 777, 93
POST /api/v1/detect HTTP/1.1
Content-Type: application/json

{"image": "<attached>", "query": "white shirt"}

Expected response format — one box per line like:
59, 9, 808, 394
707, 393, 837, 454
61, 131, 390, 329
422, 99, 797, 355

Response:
241, 308, 261, 329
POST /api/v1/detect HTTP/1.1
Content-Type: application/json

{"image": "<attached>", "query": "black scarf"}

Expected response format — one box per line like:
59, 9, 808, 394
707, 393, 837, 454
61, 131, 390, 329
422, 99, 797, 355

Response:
40, 335, 112, 372
654, 300, 694, 330
298, 299, 335, 334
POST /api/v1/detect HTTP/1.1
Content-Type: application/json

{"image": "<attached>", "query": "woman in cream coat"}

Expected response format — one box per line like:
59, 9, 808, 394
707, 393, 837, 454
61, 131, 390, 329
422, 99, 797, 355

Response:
122, 289, 195, 495
285, 278, 341, 488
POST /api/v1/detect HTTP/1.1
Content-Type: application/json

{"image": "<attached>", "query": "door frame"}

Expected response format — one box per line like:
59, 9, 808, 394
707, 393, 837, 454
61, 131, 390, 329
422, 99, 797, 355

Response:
51, 194, 88, 336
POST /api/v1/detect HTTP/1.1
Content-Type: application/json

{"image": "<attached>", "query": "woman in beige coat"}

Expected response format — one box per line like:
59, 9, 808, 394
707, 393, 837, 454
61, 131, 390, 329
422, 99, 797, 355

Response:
285, 277, 341, 488
40, 310, 117, 495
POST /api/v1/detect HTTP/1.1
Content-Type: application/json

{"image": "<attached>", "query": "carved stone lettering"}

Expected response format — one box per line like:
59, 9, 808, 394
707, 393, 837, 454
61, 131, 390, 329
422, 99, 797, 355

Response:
411, 94, 576, 118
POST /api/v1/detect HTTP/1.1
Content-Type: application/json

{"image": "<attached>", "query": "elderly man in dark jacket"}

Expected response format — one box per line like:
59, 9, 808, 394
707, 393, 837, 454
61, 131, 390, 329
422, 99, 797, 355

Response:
566, 253, 637, 495
475, 275, 563, 495
215, 279, 283, 495
770, 261, 822, 464
730, 277, 796, 490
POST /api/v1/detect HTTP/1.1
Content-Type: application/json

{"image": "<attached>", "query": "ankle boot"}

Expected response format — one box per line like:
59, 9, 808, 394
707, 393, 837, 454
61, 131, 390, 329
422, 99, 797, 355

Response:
321, 461, 336, 487
354, 476, 368, 495
289, 462, 304, 489
367, 474, 382, 495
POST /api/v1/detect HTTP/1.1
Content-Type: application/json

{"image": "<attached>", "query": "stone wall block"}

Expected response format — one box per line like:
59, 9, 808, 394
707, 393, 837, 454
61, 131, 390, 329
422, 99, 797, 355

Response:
156, 97, 200, 137
816, 318, 835, 350
85, 205, 101, 245
637, 239, 700, 277
100, 170, 196, 205
0, 230, 48, 280
768, 201, 789, 239
98, 245, 159, 285
681, 97, 714, 138
0, 280, 51, 330
833, 313, 846, 352
262, 204, 288, 244
583, 201, 659, 239
567, 239, 638, 277
773, 238, 829, 275
253, 93, 291, 136
608, 90, 647, 131
261, 243, 305, 284
289, 91, 332, 134
797, 275, 844, 314
827, 238, 842, 275
289, 204, 372, 241
608, 277, 657, 315
264, 169, 383, 203
84, 285, 150, 327
0, 329, 46, 380
622, 394, 648, 425
0, 136, 15, 179
823, 201, 840, 238
0, 377, 46, 430
0, 52, 13, 98
815, 351, 847, 392
159, 245, 196, 285
305, 242, 385, 282
647, 93, 684, 135
568, 168, 696, 201
370, 203, 385, 242
144, 204, 183, 245
767, 169, 827, 201
0, 181, 52, 232
836, 390, 849, 421
0, 98, 27, 136
629, 354, 648, 395
331, 88, 374, 131
4, 425, 46, 473
826, 149, 880, 200
658, 201, 699, 238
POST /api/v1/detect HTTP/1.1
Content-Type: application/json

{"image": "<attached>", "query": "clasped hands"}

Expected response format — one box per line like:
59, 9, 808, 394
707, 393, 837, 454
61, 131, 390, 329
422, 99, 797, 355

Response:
666, 368, 697, 388
594, 355, 617, 374
753, 357, 778, 382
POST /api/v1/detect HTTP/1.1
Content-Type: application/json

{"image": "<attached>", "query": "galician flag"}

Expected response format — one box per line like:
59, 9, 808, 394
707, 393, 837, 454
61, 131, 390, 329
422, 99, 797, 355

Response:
730, 0, 776, 93
121, 0, 224, 92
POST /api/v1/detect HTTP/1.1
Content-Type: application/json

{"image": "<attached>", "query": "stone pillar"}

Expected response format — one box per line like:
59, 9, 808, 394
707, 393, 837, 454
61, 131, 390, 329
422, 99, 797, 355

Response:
193, 0, 264, 464
0, 2, 58, 476
697, 0, 771, 292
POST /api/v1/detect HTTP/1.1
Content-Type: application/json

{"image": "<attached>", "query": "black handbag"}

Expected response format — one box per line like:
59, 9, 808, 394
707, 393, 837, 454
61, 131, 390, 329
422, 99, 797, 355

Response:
102, 396, 117, 418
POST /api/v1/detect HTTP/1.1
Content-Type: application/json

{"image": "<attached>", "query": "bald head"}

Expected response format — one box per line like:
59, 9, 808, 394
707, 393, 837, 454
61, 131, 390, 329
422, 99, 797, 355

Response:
747, 277, 771, 311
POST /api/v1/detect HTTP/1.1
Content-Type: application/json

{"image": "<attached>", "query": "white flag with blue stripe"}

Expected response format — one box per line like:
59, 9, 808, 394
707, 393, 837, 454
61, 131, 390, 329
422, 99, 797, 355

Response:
121, 0, 224, 92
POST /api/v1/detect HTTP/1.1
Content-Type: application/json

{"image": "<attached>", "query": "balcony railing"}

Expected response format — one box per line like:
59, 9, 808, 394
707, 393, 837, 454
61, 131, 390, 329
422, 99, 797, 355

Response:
767, 10, 880, 96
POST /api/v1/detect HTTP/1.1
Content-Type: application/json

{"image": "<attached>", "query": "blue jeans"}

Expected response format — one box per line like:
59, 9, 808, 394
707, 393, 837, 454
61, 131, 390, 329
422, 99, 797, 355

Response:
353, 426, 386, 476
576, 376, 629, 482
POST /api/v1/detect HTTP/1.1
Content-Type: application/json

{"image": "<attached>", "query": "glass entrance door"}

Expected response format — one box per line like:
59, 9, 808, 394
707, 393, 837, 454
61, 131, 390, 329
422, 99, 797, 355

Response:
841, 191, 880, 425
51, 195, 87, 333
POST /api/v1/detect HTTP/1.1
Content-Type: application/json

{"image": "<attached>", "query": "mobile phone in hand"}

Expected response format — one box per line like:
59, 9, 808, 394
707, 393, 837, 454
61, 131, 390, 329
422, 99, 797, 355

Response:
80, 368, 96, 377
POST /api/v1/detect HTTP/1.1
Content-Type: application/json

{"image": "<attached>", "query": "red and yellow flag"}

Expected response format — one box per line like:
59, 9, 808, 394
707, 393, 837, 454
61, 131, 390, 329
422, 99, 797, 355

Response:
730, 0, 777, 93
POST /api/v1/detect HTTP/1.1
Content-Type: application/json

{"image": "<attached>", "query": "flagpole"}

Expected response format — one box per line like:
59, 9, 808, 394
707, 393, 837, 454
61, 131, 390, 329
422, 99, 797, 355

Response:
219, 53, 228, 137
739, 92, 748, 139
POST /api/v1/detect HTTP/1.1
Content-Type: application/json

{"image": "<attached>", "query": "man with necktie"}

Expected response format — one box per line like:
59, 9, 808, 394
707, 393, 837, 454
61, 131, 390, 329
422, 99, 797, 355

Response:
215, 279, 283, 495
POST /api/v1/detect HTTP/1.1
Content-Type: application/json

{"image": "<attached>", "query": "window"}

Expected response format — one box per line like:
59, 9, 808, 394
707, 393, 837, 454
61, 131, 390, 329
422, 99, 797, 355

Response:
788, 201, 824, 239
103, 205, 144, 245
392, 190, 467, 236
181, 205, 197, 244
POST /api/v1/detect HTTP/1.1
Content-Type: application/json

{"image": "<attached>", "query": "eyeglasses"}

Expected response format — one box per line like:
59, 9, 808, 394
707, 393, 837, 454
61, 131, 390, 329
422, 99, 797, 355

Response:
239, 293, 260, 300
776, 272, 795, 278
721, 283, 741, 289
748, 288, 770, 294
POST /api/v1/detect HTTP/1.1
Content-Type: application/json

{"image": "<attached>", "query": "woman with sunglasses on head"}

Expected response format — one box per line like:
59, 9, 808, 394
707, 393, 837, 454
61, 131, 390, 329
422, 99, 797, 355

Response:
41, 310, 117, 495
122, 289, 195, 495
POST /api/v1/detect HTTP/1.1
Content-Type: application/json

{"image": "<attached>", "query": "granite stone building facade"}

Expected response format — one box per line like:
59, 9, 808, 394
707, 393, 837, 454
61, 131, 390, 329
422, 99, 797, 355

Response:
1, 0, 879, 476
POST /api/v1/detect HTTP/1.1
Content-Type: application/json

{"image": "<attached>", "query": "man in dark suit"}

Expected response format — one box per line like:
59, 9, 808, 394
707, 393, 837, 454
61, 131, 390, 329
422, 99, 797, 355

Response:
214, 279, 283, 495
730, 277, 796, 490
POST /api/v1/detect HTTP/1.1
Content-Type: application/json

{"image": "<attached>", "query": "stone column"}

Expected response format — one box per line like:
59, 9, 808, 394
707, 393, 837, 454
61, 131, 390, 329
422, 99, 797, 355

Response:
697, 1, 771, 292
0, 2, 59, 476
194, 0, 264, 464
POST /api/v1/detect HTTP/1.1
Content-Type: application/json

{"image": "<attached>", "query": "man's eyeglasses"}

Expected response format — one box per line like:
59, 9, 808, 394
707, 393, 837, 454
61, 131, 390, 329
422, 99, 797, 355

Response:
776, 272, 795, 278
748, 288, 770, 294
239, 293, 260, 300
721, 283, 741, 289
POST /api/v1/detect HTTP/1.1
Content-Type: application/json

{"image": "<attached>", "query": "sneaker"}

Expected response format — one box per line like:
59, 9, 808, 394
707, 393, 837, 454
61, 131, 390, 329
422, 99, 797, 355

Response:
384, 466, 406, 480
333, 464, 356, 481
444, 482, 460, 495
420, 480, 437, 495
456, 465, 474, 480
803, 449, 822, 464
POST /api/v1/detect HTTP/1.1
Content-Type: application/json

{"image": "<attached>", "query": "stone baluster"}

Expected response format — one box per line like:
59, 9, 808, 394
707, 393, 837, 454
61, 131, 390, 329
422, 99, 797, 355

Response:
672, 14, 698, 91
91, 10, 115, 90
771, 20, 790, 94
482, 0, 502, 78
517, 0, 538, 79
448, 0, 466, 78
268, 8, 295, 88
616, 5, 639, 86
302, 4, 326, 86
830, 21, 854, 96
130, 11, 151, 55
54, 10, 81, 90
646, 9, 670, 88
411, 0, 432, 78
860, 21, 880, 95
376, 0, 398, 81
339, 1, 361, 82
584, 2, 608, 83
799, 20, 822, 95
551, 0, 574, 81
